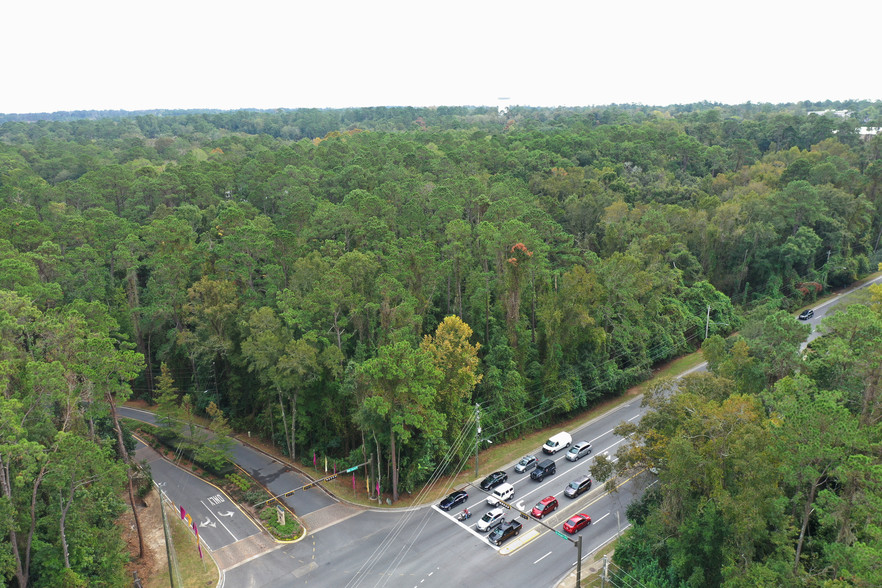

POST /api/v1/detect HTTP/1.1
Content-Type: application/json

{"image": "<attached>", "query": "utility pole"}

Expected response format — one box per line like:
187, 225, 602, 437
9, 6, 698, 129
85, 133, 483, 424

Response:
475, 403, 481, 478
575, 534, 583, 587
705, 305, 729, 340
601, 555, 608, 588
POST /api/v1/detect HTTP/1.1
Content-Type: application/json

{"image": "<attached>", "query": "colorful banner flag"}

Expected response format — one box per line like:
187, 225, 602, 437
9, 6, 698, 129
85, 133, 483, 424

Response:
180, 506, 186, 520
324, 456, 328, 473
313, 452, 316, 467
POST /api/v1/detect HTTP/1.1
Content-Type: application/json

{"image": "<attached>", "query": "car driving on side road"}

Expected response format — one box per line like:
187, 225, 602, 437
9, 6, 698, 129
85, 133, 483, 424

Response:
514, 455, 538, 473
439, 489, 468, 511
488, 519, 522, 546
798, 309, 814, 320
477, 507, 505, 532
479, 471, 508, 491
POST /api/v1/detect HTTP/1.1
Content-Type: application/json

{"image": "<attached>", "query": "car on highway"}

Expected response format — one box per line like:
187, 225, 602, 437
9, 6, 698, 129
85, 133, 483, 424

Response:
563, 513, 592, 534
565, 441, 592, 461
514, 455, 538, 473
798, 309, 814, 320
487, 482, 514, 506
488, 519, 522, 546
439, 489, 468, 511
477, 507, 505, 532
530, 459, 556, 482
480, 471, 508, 491
564, 475, 592, 498
531, 495, 559, 519
542, 431, 572, 454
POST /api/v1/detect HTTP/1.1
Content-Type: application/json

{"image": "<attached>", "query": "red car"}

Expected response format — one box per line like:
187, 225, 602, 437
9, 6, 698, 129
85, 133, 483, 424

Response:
563, 513, 592, 534
531, 496, 559, 519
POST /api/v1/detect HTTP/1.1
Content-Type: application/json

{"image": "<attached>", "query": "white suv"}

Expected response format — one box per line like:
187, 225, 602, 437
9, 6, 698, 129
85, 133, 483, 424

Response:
477, 507, 505, 532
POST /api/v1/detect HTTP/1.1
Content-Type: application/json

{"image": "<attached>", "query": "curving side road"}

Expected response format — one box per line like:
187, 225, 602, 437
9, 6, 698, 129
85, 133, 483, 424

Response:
119, 406, 338, 518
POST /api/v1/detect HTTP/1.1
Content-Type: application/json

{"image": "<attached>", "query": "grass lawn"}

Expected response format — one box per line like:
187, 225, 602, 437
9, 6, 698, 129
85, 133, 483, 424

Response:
146, 497, 219, 588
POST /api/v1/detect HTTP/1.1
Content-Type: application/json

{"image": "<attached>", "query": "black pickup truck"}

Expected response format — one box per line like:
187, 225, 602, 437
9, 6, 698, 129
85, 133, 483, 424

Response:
488, 519, 522, 546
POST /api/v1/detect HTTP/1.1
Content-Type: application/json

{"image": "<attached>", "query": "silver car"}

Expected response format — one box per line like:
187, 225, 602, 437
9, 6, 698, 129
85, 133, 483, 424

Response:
566, 441, 592, 462
514, 455, 538, 473
477, 507, 505, 532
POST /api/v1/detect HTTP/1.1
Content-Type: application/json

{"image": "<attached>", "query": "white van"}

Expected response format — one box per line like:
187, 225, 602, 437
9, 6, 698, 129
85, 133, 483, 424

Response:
542, 431, 572, 454
486, 482, 514, 506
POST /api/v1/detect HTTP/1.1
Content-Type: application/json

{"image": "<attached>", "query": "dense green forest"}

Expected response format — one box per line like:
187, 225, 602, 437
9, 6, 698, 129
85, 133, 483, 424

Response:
1, 101, 882, 586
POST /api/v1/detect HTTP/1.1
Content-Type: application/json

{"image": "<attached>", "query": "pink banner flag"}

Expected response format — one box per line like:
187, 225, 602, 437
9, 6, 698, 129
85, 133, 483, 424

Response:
197, 541, 203, 559
313, 452, 316, 467
352, 473, 356, 489
180, 506, 186, 520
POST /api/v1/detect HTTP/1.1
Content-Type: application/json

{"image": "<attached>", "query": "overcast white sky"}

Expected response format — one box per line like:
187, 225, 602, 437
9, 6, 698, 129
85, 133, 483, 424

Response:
4, 1, 881, 114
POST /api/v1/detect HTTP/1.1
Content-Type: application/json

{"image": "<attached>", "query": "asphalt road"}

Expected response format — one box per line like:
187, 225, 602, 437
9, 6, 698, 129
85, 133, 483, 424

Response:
135, 439, 261, 551
221, 397, 654, 588
119, 406, 336, 517
127, 273, 882, 587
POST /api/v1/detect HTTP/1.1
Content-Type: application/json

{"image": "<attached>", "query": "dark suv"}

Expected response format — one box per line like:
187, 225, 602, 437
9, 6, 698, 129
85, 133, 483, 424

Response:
530, 459, 556, 482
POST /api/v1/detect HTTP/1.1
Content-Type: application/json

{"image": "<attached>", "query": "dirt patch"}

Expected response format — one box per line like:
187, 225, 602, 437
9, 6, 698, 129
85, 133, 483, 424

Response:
120, 489, 164, 585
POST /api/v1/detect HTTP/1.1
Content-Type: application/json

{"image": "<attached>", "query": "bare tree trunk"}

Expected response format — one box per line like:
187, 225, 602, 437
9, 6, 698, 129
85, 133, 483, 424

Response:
108, 395, 144, 559
276, 387, 292, 458
0, 458, 28, 588
390, 428, 399, 502
290, 393, 298, 461
794, 479, 820, 574
60, 481, 75, 568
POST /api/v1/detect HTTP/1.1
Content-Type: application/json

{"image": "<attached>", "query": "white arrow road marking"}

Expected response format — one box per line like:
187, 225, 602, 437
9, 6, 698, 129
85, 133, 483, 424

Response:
200, 500, 238, 542
515, 500, 526, 511
200, 518, 217, 528
219, 511, 234, 517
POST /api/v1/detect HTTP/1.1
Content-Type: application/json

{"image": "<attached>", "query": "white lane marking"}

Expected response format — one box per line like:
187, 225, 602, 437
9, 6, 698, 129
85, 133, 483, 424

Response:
432, 505, 500, 550
200, 499, 238, 542
593, 512, 610, 524
534, 551, 553, 564
628, 415, 640, 421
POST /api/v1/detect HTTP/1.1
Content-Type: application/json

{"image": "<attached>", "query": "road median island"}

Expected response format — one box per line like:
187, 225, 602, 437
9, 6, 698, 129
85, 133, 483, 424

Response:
498, 528, 540, 555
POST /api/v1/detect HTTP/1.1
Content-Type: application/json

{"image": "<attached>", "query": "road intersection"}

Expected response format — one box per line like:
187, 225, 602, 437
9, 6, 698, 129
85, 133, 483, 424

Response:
124, 273, 882, 587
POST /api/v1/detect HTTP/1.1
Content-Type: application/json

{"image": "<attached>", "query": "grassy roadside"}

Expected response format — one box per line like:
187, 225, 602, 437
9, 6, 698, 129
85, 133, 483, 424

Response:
145, 496, 219, 588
